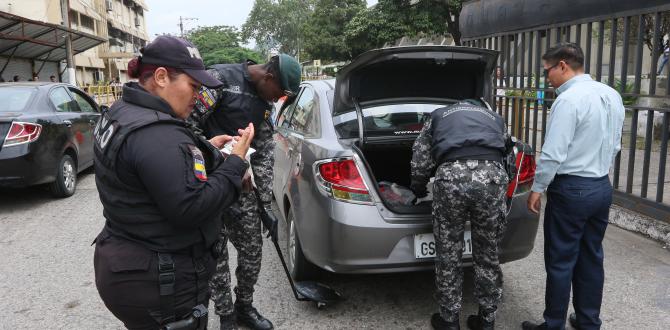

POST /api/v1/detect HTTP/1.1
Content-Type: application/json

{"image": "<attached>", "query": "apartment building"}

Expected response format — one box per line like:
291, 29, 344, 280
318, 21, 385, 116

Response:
0, 0, 148, 85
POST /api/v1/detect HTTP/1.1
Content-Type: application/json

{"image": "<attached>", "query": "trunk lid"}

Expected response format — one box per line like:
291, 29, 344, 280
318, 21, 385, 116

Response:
333, 46, 499, 116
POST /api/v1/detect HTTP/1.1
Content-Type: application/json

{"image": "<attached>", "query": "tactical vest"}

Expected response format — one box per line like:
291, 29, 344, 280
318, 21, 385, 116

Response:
204, 64, 270, 137
431, 102, 507, 164
94, 99, 222, 252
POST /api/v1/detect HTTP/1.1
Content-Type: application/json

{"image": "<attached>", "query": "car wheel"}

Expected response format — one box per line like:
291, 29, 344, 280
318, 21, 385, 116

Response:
49, 154, 77, 198
286, 207, 319, 280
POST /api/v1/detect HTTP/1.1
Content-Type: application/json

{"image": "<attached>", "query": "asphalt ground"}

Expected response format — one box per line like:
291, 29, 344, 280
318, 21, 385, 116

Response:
0, 171, 668, 329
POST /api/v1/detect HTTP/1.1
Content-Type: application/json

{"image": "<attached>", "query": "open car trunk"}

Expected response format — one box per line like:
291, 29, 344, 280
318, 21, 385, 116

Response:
333, 46, 499, 214
354, 140, 433, 215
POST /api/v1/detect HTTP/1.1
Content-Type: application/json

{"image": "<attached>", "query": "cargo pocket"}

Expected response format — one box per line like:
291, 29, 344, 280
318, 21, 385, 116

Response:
104, 238, 154, 273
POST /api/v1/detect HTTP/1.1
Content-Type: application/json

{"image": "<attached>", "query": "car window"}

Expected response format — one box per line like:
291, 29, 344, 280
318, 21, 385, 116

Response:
333, 103, 450, 138
287, 87, 319, 136
49, 87, 79, 112
278, 90, 300, 129
69, 88, 97, 113
0, 87, 36, 112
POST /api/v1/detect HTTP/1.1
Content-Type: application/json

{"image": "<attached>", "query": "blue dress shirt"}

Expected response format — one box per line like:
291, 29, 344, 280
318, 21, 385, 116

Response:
531, 74, 625, 193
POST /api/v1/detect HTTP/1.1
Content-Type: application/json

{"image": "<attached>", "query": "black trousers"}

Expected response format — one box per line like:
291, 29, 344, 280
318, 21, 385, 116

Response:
94, 236, 216, 330
543, 175, 612, 330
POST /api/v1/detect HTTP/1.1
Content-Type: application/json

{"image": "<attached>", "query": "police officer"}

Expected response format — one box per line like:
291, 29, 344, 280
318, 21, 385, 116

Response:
93, 36, 254, 330
189, 54, 301, 330
410, 100, 512, 330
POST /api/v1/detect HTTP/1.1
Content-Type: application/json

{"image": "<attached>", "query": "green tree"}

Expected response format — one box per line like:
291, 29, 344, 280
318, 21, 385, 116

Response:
343, 0, 463, 58
302, 0, 366, 61
242, 0, 316, 59
186, 25, 263, 66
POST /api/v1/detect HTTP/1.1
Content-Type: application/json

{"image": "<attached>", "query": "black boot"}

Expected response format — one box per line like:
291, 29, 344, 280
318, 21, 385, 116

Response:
466, 314, 494, 330
220, 315, 237, 330
431, 313, 460, 330
234, 303, 274, 330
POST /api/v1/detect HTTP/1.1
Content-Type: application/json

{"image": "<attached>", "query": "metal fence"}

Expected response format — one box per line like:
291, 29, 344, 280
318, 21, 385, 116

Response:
463, 8, 670, 222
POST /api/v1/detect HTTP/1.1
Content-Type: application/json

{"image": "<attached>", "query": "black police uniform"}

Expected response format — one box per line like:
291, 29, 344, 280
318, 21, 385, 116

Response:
93, 82, 249, 330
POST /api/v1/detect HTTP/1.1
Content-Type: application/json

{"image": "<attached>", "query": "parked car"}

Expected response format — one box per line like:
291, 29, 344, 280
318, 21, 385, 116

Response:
272, 46, 540, 280
0, 82, 102, 197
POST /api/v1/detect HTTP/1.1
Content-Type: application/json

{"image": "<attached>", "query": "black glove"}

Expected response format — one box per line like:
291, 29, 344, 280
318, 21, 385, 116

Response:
410, 181, 428, 199
259, 202, 279, 241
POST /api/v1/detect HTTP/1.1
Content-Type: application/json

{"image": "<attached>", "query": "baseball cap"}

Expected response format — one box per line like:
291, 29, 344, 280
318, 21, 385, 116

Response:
277, 54, 301, 95
139, 36, 223, 88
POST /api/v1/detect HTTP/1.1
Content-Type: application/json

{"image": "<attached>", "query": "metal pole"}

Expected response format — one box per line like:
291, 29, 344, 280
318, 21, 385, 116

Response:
60, 0, 75, 85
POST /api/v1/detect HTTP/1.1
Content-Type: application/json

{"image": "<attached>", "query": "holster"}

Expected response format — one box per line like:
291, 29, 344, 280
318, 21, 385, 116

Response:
161, 304, 208, 330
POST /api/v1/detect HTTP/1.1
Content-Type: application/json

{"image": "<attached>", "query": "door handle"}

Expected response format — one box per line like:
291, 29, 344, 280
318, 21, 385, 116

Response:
63, 120, 72, 127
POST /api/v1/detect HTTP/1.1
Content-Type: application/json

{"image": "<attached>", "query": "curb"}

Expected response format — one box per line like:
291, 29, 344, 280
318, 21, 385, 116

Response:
609, 205, 670, 246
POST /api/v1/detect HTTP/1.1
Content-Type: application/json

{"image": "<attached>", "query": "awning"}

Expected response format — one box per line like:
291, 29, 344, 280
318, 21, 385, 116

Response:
460, 0, 670, 39
69, 0, 103, 22
0, 11, 105, 62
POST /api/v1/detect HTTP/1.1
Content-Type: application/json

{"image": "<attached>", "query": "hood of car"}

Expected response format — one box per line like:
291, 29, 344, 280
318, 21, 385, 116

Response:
333, 46, 499, 115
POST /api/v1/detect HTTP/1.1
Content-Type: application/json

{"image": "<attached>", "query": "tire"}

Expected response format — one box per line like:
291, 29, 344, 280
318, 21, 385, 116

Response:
286, 207, 319, 280
49, 154, 77, 198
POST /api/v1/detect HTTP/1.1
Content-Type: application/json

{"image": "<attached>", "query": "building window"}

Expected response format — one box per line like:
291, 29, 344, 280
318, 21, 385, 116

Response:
80, 15, 95, 32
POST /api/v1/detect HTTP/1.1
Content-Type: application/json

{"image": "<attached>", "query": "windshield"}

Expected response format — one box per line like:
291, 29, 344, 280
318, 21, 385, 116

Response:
333, 103, 451, 138
0, 87, 37, 112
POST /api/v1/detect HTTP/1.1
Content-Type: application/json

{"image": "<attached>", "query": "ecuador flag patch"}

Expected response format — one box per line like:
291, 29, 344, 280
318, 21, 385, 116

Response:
188, 145, 207, 182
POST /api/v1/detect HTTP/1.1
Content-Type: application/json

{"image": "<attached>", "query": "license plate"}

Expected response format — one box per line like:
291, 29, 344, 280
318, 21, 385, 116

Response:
414, 231, 472, 259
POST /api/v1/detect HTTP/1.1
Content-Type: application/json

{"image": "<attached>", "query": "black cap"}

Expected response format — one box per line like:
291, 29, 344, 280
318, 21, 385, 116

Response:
139, 36, 222, 88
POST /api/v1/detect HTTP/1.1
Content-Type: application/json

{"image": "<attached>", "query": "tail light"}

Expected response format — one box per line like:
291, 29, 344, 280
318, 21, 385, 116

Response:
506, 151, 536, 198
315, 158, 372, 204
3, 122, 42, 147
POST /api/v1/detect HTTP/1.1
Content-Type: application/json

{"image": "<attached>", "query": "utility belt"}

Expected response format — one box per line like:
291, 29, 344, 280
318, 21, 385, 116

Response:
438, 146, 503, 165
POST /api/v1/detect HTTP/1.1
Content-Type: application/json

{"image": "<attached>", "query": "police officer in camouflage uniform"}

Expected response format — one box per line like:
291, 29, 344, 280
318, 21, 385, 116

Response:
188, 54, 301, 330
411, 100, 512, 330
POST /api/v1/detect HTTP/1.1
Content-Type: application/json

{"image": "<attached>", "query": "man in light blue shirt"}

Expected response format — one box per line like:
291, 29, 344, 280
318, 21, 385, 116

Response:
522, 43, 625, 330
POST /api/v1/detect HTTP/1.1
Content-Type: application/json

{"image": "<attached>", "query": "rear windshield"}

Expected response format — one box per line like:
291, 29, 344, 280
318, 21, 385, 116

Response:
0, 87, 36, 112
333, 103, 450, 138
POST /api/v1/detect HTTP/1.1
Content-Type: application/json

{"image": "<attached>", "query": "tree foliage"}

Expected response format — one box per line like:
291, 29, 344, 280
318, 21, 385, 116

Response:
302, 0, 366, 61
186, 25, 263, 66
242, 0, 315, 58
343, 0, 463, 58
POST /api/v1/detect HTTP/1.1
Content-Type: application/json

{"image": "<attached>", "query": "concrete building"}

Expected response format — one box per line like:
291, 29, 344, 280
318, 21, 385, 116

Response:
0, 0, 148, 85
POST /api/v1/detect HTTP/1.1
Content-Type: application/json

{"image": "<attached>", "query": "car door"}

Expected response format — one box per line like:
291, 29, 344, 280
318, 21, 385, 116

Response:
283, 86, 320, 214
67, 87, 100, 169
48, 86, 89, 170
273, 88, 301, 211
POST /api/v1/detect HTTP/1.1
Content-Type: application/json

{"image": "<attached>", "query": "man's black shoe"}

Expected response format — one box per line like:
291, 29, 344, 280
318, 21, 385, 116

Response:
521, 321, 548, 330
569, 313, 580, 329
220, 315, 237, 330
466, 314, 494, 330
431, 313, 460, 330
234, 304, 274, 330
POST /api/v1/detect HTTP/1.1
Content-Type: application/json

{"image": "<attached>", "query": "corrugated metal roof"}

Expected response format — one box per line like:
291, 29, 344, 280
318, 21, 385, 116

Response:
0, 11, 105, 62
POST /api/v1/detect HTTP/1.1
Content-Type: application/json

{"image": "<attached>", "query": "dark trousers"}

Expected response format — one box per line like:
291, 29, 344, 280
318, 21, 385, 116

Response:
543, 175, 612, 330
94, 236, 215, 330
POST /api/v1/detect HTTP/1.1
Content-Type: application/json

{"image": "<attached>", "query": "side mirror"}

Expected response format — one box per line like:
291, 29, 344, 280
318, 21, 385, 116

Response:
99, 105, 110, 113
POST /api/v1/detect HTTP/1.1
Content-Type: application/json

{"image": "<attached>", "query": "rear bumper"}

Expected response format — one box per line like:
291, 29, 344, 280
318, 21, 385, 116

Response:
0, 144, 54, 187
297, 192, 539, 274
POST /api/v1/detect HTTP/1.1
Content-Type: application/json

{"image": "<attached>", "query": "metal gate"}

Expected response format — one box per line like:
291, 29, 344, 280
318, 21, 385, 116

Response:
461, 3, 670, 221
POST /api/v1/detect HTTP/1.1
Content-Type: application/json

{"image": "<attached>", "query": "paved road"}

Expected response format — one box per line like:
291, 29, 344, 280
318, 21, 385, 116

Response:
1, 171, 669, 329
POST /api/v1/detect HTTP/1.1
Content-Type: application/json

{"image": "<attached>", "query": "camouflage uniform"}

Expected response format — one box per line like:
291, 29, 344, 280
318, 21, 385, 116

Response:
411, 116, 508, 323
189, 67, 276, 318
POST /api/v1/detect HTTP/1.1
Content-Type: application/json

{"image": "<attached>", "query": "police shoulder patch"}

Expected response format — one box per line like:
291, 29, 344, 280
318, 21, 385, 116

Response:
188, 145, 207, 182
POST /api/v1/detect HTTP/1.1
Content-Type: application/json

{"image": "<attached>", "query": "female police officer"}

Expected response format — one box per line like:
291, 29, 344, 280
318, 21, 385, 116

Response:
92, 36, 254, 330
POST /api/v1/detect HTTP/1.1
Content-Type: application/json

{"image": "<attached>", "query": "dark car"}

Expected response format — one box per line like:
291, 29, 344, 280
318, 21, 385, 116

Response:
0, 82, 101, 197
272, 46, 539, 280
